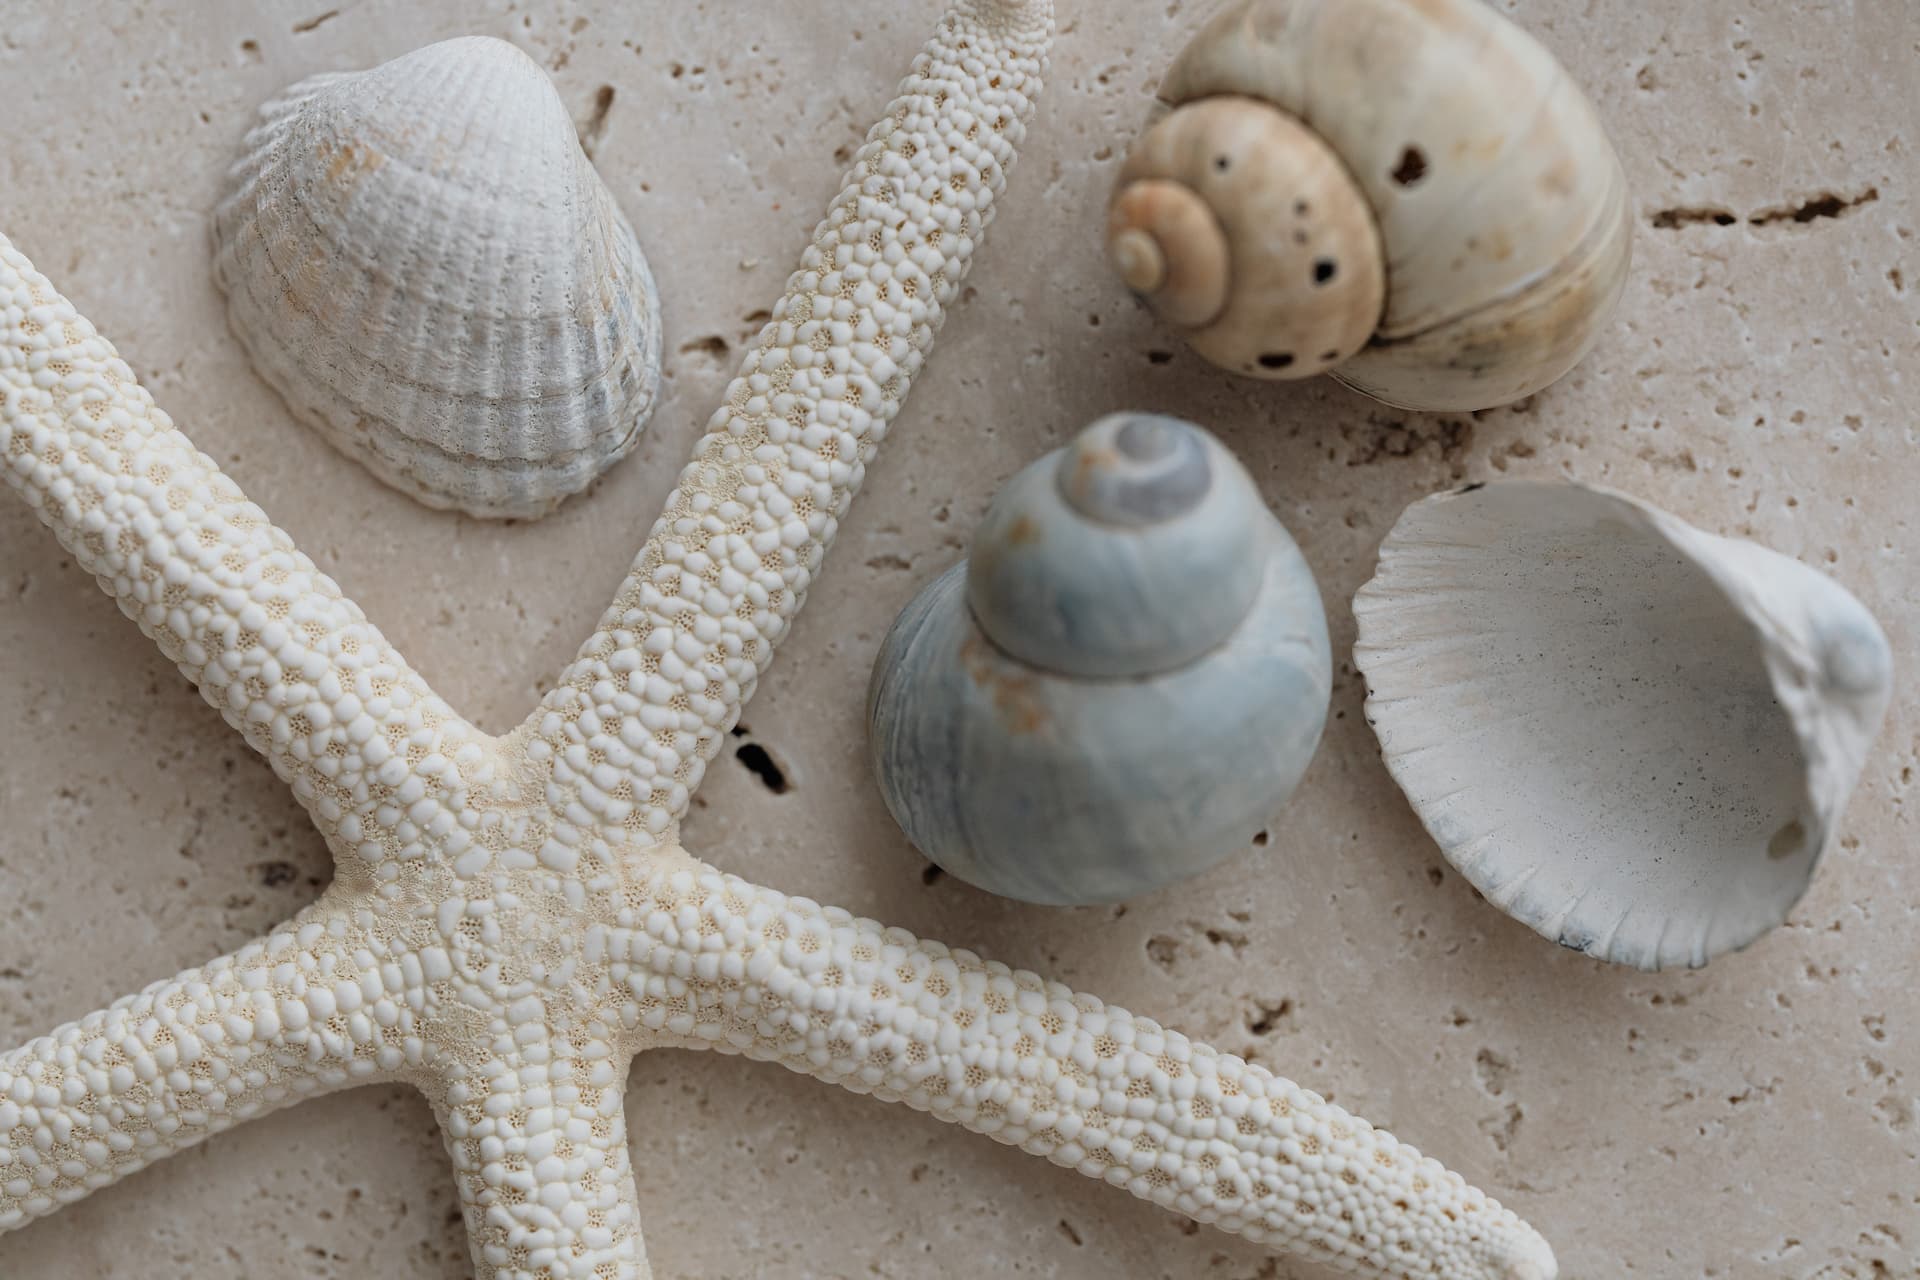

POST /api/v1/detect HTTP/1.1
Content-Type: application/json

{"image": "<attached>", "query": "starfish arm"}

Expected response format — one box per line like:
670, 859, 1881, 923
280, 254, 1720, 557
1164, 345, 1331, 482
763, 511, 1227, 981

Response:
0, 235, 486, 867
519, 0, 1054, 841
0, 914, 412, 1233
616, 862, 1558, 1280
430, 1047, 649, 1280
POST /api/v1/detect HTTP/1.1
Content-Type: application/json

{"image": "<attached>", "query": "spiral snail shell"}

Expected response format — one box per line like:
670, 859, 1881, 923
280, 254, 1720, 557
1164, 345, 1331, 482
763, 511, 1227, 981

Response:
1109, 0, 1631, 411
866, 413, 1332, 905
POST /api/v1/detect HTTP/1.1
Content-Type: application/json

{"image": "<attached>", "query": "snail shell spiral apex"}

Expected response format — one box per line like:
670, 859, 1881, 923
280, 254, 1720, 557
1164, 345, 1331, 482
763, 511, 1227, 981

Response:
969, 413, 1267, 678
1060, 412, 1212, 523
868, 413, 1332, 906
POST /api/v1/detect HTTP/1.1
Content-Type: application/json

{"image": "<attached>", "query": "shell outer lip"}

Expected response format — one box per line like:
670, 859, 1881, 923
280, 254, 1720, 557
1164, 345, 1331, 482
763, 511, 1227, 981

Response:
1352, 479, 1893, 971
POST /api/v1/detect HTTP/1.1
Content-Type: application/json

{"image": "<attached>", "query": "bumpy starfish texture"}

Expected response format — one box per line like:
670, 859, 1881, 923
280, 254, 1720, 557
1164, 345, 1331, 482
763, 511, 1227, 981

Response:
0, 3, 1555, 1278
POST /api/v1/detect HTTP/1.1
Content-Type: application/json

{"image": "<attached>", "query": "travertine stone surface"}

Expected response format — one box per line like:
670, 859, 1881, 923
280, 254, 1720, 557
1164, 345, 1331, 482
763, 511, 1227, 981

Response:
0, 1, 1914, 1277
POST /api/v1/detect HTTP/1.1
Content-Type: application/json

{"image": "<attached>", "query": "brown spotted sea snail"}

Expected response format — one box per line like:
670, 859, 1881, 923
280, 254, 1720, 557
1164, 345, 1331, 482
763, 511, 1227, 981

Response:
1107, 0, 1632, 412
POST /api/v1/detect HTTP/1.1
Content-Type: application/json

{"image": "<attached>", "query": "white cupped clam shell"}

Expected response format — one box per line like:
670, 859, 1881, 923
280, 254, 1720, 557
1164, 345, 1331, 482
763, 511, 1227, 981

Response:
1353, 481, 1892, 971
212, 36, 663, 519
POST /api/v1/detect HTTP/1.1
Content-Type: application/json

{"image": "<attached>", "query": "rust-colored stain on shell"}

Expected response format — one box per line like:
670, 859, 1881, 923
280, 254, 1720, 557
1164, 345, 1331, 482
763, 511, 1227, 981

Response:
1401, 0, 1485, 34
1005, 514, 1041, 546
1068, 443, 1122, 495
1539, 155, 1578, 199
318, 137, 386, 193
960, 632, 1048, 735
1241, 0, 1296, 45
1449, 134, 1506, 168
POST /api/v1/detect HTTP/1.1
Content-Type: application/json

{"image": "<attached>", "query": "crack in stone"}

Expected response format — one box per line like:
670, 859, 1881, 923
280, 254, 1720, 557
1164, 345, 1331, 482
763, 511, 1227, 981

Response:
291, 8, 341, 33
1648, 187, 1880, 231
579, 85, 616, 160
1748, 186, 1879, 226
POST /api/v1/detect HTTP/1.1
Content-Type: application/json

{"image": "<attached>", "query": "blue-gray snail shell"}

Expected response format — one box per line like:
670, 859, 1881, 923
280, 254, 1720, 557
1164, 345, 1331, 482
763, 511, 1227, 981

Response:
866, 413, 1332, 905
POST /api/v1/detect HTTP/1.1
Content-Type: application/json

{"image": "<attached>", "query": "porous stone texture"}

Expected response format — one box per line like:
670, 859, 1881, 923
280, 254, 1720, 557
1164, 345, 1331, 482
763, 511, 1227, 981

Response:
0, 1, 1913, 1277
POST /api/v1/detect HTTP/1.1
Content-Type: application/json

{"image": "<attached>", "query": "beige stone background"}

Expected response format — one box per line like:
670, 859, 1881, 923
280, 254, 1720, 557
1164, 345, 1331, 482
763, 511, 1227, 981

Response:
0, 0, 1915, 1276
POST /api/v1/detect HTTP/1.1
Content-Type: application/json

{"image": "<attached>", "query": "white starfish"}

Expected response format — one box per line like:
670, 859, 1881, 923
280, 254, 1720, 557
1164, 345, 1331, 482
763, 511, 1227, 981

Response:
0, 3, 1557, 1277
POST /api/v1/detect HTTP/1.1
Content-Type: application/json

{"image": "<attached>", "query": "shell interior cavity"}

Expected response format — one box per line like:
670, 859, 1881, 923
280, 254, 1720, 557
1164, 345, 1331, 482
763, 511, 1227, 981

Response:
1157, 0, 1632, 410
1353, 482, 1892, 971
969, 413, 1267, 678
212, 36, 664, 519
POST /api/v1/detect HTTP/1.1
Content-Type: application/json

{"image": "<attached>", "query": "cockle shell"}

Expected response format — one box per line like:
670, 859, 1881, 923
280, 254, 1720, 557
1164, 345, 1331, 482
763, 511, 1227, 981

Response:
1149, 0, 1632, 410
1353, 482, 1892, 971
212, 36, 663, 519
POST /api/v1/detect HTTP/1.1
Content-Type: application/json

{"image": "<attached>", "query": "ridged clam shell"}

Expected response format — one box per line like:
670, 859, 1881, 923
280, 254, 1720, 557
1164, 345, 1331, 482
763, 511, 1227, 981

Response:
1353, 482, 1891, 970
211, 36, 663, 518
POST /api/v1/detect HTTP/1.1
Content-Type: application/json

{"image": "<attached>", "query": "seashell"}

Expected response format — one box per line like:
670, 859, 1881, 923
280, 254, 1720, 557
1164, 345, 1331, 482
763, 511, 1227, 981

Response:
1353, 481, 1892, 970
211, 36, 663, 519
1108, 0, 1631, 412
867, 412, 1332, 905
